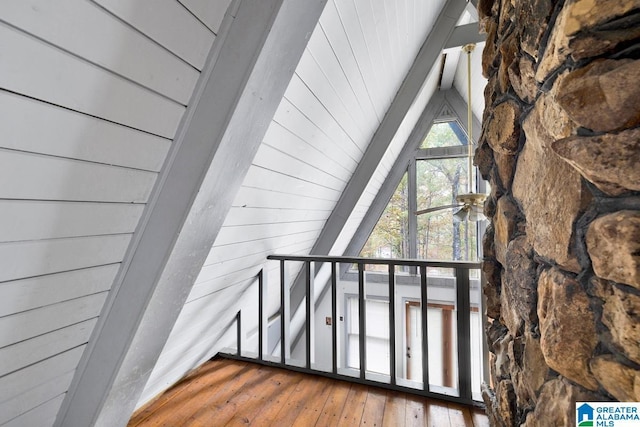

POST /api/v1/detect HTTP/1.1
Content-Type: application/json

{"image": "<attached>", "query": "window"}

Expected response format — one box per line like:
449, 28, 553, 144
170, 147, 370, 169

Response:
361, 119, 485, 264
346, 296, 390, 375
420, 121, 466, 149
360, 173, 409, 262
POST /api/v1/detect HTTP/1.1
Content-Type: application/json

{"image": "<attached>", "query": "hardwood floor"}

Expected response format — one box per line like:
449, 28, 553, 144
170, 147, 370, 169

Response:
128, 358, 490, 427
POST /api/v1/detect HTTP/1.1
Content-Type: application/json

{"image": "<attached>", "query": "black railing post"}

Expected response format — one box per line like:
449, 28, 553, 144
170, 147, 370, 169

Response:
260, 254, 483, 405
236, 311, 242, 357
331, 262, 338, 375
480, 269, 490, 386
456, 267, 472, 401
305, 261, 314, 369
420, 265, 429, 393
358, 263, 366, 380
280, 260, 289, 365
258, 269, 264, 361
388, 263, 396, 386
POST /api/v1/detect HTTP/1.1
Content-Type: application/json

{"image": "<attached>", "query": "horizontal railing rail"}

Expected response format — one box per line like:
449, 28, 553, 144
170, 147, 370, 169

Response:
267, 254, 481, 268
219, 254, 485, 407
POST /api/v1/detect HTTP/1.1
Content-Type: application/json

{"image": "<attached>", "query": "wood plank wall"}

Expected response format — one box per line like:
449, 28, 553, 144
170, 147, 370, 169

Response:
138, 0, 448, 408
0, 1, 226, 425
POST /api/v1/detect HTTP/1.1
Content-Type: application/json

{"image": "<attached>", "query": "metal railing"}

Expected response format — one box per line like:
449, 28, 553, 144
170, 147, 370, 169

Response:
219, 254, 486, 407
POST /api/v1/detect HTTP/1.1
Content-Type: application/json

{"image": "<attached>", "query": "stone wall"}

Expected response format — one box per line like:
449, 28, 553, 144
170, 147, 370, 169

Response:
476, 0, 640, 425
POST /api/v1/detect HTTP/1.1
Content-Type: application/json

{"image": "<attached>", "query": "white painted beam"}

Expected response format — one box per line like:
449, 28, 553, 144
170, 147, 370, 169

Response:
54, 1, 327, 426
444, 88, 482, 144
444, 23, 485, 50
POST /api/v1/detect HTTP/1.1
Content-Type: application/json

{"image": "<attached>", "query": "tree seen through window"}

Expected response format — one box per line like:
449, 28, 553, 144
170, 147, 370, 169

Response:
361, 121, 479, 264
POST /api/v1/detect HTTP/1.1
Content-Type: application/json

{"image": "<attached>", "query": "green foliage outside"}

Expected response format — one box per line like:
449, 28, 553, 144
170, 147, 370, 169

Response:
360, 173, 410, 260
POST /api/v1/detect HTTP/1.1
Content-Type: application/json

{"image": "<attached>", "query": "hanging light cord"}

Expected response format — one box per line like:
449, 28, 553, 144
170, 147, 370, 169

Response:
464, 43, 475, 194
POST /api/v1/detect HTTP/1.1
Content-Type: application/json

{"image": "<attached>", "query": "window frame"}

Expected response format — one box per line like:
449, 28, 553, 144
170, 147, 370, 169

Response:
369, 118, 487, 263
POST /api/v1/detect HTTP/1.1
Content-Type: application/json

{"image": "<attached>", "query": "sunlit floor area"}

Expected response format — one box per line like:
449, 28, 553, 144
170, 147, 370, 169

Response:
128, 357, 489, 426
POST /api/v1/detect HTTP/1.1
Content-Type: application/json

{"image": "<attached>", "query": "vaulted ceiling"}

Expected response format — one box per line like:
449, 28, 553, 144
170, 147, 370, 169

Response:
0, 1, 485, 425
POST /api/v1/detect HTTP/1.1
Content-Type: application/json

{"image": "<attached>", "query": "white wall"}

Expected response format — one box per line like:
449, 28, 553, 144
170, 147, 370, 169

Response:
0, 1, 219, 425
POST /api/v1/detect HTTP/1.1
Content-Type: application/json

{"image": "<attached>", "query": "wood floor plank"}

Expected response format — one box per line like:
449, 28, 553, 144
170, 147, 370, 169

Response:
314, 380, 351, 427
270, 375, 332, 425
188, 365, 276, 426
159, 362, 266, 426
236, 369, 304, 426
359, 388, 386, 426
224, 367, 301, 426
127, 358, 489, 427
129, 359, 249, 426
382, 392, 406, 427
129, 363, 213, 426
290, 377, 335, 426
335, 383, 368, 426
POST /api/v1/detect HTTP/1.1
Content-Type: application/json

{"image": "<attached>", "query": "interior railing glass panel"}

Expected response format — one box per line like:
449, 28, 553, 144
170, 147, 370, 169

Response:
220, 255, 487, 406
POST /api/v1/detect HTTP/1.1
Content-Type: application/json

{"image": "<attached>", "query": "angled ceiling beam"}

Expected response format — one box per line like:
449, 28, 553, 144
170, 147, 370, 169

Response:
55, 0, 327, 426
342, 91, 445, 257
290, 0, 468, 308
444, 87, 482, 143
444, 23, 485, 50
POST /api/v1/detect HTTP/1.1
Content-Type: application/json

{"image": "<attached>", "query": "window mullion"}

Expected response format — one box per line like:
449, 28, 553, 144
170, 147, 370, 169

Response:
408, 159, 418, 263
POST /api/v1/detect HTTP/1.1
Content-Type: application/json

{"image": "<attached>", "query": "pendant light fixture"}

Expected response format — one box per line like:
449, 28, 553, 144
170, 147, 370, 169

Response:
453, 43, 486, 222
416, 43, 486, 221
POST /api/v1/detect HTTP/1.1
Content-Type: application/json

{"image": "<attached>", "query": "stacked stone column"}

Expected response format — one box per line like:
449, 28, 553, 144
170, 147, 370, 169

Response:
477, 0, 640, 425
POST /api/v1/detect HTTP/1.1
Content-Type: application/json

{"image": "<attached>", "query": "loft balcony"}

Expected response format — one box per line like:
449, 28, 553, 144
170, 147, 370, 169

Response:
218, 255, 489, 407
128, 254, 489, 426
